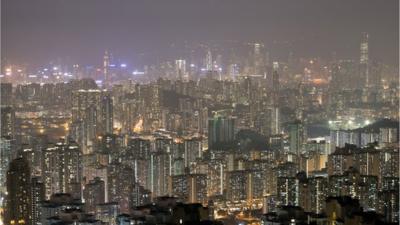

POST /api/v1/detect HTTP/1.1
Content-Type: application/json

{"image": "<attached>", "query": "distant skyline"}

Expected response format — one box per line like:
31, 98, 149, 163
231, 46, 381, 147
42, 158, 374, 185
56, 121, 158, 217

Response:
2, 0, 399, 67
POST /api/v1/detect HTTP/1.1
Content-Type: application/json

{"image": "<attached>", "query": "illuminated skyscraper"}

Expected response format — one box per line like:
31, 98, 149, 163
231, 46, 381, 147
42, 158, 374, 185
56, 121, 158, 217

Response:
288, 120, 305, 156
149, 151, 171, 197
184, 138, 202, 169
103, 51, 110, 86
5, 157, 32, 225
270, 107, 280, 135
370, 60, 382, 89
308, 176, 328, 214
252, 42, 265, 75
41, 144, 59, 199
127, 137, 151, 160
171, 174, 189, 201
271, 64, 281, 135
329, 168, 379, 211
175, 59, 186, 80
188, 174, 207, 204
226, 170, 248, 201
248, 169, 264, 200
277, 176, 297, 206
0, 137, 12, 207
57, 141, 82, 194
107, 163, 134, 213
171, 173, 207, 204
71, 89, 113, 153
1, 106, 15, 137
30, 177, 45, 225
205, 49, 213, 71
101, 94, 113, 134
71, 89, 102, 122
360, 32, 369, 88
272, 64, 280, 106
40, 140, 82, 199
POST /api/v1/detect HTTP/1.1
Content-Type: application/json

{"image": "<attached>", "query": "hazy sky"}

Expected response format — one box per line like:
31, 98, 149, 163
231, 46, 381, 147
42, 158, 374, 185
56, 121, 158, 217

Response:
2, 0, 399, 67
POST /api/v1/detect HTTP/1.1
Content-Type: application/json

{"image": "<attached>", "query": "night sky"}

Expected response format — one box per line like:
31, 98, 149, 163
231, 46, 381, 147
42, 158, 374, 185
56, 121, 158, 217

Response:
2, 0, 399, 67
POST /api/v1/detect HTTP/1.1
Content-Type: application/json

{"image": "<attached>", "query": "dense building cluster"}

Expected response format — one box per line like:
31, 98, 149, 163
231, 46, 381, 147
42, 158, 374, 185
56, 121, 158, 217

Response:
0, 34, 399, 225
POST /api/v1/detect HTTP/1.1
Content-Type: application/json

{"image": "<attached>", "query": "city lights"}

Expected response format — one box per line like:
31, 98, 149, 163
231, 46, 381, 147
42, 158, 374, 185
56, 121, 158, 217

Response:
1, 1, 398, 225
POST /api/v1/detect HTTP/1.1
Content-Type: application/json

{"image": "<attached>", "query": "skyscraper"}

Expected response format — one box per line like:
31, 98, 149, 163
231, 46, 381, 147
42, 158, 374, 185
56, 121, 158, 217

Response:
252, 42, 265, 75
40, 140, 82, 199
188, 174, 207, 204
41, 144, 59, 199
208, 115, 235, 150
107, 164, 134, 213
71, 89, 113, 153
30, 177, 45, 225
149, 151, 171, 197
175, 59, 186, 80
71, 89, 102, 123
1, 106, 15, 137
184, 138, 202, 169
171, 173, 207, 204
0, 136, 13, 207
277, 176, 297, 206
57, 141, 82, 194
270, 107, 280, 135
101, 94, 113, 134
288, 120, 305, 156
271, 64, 281, 135
205, 49, 213, 71
272, 65, 280, 106
226, 170, 248, 201
5, 158, 32, 225
103, 51, 110, 86
360, 32, 369, 88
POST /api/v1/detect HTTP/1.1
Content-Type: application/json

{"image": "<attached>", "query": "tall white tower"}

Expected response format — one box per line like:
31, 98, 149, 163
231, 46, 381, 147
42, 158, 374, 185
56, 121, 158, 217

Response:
360, 32, 369, 88
175, 59, 186, 80
205, 49, 213, 71
103, 51, 110, 86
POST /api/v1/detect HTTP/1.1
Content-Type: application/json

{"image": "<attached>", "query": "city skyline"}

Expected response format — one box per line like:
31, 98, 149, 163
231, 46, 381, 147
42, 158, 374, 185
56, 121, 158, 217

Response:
2, 0, 399, 67
0, 1, 399, 225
